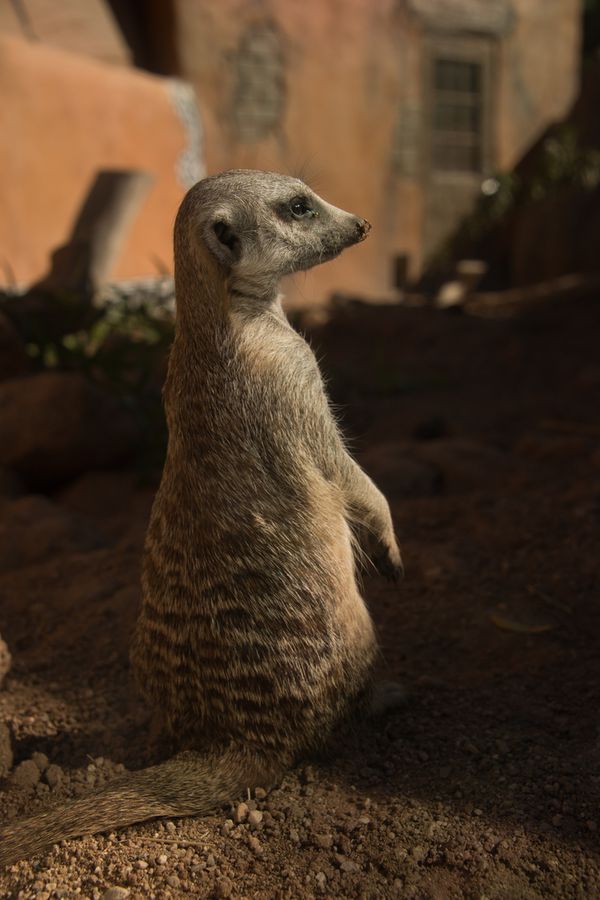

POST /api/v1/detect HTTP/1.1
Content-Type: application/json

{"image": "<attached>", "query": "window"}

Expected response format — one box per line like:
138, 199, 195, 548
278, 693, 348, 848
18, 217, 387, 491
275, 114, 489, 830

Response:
431, 58, 483, 173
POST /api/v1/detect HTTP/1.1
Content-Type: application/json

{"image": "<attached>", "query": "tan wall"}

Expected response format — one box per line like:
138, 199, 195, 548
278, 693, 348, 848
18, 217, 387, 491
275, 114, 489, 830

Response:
171, 0, 582, 302
171, 0, 422, 305
497, 0, 582, 169
0, 36, 195, 287
0, 0, 130, 65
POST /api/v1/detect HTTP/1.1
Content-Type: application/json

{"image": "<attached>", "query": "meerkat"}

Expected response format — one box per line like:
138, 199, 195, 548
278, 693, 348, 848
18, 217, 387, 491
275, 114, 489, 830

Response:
0, 170, 403, 866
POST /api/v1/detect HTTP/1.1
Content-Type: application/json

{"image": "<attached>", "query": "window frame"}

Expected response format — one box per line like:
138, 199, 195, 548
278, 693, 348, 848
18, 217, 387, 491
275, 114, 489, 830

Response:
423, 36, 496, 182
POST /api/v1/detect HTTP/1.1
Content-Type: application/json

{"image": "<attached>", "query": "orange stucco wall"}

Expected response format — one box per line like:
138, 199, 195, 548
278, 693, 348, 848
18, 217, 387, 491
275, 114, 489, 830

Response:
171, 0, 422, 305
170, 0, 581, 303
0, 35, 191, 287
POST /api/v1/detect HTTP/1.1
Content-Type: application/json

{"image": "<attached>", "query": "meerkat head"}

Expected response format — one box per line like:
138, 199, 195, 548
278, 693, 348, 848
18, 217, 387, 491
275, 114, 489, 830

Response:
176, 170, 371, 300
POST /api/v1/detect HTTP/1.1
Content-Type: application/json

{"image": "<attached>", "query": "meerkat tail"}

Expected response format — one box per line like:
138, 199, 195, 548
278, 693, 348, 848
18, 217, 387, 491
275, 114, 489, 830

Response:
0, 748, 278, 867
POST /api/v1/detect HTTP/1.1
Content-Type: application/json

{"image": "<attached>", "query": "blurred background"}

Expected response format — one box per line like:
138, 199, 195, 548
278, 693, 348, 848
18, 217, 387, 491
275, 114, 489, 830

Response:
0, 0, 598, 305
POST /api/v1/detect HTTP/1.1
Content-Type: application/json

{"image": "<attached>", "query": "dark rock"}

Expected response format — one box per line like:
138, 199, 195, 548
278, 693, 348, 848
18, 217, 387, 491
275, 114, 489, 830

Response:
0, 372, 139, 486
358, 444, 441, 497
0, 311, 29, 382
0, 495, 103, 573
415, 439, 512, 493
0, 467, 24, 499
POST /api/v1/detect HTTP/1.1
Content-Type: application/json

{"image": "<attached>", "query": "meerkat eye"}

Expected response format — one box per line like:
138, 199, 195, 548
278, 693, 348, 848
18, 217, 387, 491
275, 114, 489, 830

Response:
289, 197, 314, 219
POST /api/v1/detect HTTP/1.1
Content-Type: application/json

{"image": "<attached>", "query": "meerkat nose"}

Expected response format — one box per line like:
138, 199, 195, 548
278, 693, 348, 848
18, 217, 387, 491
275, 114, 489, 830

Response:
356, 218, 372, 240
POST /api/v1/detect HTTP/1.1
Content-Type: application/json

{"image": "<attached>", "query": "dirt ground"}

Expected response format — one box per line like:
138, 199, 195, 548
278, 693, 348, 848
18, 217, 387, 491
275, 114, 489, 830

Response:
0, 293, 599, 899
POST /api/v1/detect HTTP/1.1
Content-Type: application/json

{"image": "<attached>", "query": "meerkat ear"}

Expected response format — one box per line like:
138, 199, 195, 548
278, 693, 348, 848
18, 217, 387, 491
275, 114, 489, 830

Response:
204, 210, 242, 268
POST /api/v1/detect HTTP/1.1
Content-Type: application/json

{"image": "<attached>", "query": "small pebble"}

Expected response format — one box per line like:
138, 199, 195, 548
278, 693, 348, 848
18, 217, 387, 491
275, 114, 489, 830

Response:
248, 809, 263, 828
221, 819, 235, 835
135, 859, 148, 869
101, 889, 130, 900
32, 752, 49, 772
44, 763, 63, 788
166, 874, 180, 887
313, 833, 333, 850
215, 878, 233, 898
234, 801, 249, 824
165, 821, 176, 834
255, 787, 267, 800
336, 855, 359, 873
248, 835, 263, 855
157, 854, 168, 865
10, 759, 41, 790
411, 845, 427, 863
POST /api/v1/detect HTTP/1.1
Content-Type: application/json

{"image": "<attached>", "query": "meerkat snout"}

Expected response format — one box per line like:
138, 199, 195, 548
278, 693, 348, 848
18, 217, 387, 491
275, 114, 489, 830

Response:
356, 218, 372, 242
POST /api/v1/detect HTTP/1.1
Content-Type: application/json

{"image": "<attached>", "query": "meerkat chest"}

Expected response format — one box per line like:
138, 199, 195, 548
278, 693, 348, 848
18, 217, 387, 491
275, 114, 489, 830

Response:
232, 311, 321, 390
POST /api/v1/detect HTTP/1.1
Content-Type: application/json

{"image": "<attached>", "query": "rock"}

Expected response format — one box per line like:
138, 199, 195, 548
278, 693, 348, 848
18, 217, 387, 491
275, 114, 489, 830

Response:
415, 439, 511, 493
0, 372, 140, 487
45, 763, 63, 788
101, 889, 130, 900
32, 751, 49, 772
0, 311, 29, 381
360, 438, 513, 497
0, 633, 11, 687
58, 470, 138, 518
313, 833, 333, 849
248, 835, 263, 855
9, 758, 41, 791
357, 444, 441, 498
0, 467, 24, 499
248, 809, 263, 828
0, 721, 13, 777
0, 495, 102, 573
215, 878, 233, 898
234, 801, 249, 824
335, 854, 359, 873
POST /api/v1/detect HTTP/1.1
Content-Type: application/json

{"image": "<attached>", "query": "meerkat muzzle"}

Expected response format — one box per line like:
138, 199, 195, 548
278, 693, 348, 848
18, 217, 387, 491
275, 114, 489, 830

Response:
356, 218, 372, 241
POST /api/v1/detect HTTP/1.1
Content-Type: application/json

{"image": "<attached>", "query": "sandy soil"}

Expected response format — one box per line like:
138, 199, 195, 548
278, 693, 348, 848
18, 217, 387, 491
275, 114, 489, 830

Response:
0, 294, 599, 899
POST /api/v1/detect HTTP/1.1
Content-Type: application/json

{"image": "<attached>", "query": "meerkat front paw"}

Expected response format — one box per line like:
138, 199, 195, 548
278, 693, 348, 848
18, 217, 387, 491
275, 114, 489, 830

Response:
373, 538, 404, 582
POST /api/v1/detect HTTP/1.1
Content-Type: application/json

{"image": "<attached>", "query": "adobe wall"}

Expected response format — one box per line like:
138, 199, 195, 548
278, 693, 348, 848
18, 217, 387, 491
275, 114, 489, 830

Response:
0, 1, 583, 300
497, 0, 582, 169
0, 35, 199, 287
170, 0, 582, 303
170, 0, 422, 305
